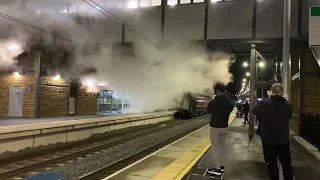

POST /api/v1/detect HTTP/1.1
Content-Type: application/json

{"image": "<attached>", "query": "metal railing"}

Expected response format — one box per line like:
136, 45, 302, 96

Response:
300, 113, 320, 151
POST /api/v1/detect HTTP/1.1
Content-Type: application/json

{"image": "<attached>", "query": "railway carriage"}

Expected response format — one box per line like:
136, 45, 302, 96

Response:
174, 93, 212, 119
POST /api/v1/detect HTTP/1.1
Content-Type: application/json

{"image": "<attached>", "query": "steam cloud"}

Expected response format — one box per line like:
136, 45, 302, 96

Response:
0, 2, 233, 113
0, 39, 24, 70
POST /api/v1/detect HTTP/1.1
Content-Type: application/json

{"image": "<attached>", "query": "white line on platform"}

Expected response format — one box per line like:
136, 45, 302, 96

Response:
102, 124, 209, 180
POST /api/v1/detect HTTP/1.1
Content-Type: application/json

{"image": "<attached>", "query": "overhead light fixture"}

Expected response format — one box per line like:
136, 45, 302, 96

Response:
243, 79, 247, 82
63, 9, 68, 13
243, 62, 249, 67
246, 72, 250, 76
258, 61, 265, 68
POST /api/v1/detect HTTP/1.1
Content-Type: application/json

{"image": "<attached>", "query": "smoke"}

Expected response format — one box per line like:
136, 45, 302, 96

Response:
0, 39, 24, 70
74, 41, 233, 113
0, 2, 233, 113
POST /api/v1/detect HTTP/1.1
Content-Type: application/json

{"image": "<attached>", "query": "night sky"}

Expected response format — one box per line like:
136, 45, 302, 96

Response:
228, 57, 245, 96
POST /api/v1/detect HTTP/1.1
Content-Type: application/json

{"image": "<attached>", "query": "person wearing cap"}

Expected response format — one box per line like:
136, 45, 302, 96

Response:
252, 83, 293, 180
206, 83, 234, 176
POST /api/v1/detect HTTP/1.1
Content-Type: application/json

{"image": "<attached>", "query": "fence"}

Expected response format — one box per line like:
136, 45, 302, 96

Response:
300, 113, 320, 151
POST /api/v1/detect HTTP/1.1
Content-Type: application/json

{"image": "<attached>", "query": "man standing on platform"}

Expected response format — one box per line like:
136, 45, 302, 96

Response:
243, 100, 250, 124
252, 83, 293, 180
206, 83, 234, 176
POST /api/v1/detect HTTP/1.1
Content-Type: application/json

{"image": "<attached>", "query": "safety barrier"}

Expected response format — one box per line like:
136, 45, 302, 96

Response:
300, 113, 320, 151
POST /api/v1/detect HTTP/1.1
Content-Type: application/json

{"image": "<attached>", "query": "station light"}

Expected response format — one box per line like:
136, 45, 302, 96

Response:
246, 72, 250, 76
258, 61, 265, 68
63, 9, 68, 13
53, 74, 61, 80
211, 0, 221, 3
243, 79, 247, 82
243, 62, 249, 67
8, 43, 20, 51
86, 79, 94, 87
13, 71, 20, 77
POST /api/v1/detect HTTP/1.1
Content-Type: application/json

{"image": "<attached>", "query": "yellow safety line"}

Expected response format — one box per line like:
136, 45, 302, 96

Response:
174, 110, 237, 180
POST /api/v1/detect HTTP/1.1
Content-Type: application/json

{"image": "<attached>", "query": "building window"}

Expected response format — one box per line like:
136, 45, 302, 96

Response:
181, 0, 191, 4
140, 0, 150, 7
152, 0, 161, 6
127, 0, 138, 9
167, 0, 177, 6
193, 0, 204, 3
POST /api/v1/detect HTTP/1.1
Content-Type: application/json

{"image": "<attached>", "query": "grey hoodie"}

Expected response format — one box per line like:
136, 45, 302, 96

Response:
207, 93, 234, 128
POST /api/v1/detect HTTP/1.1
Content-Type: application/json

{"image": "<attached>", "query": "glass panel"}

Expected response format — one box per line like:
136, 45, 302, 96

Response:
180, 0, 191, 4
151, 0, 161, 6
167, 0, 177, 6
193, 0, 204, 3
140, 0, 150, 7
127, 0, 138, 9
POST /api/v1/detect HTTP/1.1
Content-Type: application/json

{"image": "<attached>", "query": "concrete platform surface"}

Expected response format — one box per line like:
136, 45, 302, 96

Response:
0, 111, 174, 153
184, 118, 320, 180
103, 110, 237, 180
0, 112, 129, 126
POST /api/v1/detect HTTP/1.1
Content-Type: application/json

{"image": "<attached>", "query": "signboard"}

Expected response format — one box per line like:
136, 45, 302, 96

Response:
309, 7, 320, 46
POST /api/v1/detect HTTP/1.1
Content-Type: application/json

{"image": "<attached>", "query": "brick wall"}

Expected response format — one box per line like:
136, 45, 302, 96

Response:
304, 77, 320, 113
291, 79, 300, 114
39, 76, 69, 117
290, 46, 320, 135
0, 73, 36, 118
76, 88, 97, 116
304, 48, 320, 113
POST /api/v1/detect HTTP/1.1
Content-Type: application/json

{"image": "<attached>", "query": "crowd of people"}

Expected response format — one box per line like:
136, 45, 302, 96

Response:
206, 83, 293, 180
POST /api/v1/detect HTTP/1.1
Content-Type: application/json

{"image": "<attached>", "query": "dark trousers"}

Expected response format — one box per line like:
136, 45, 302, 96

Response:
262, 142, 293, 180
244, 112, 249, 124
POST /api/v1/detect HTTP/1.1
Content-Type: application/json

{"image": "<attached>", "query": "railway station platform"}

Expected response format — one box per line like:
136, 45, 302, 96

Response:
103, 114, 320, 180
0, 111, 174, 154
182, 118, 320, 180
102, 110, 237, 180
0, 112, 136, 126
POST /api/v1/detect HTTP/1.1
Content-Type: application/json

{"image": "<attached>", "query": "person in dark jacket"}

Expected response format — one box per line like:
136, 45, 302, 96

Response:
206, 83, 234, 176
243, 100, 249, 124
252, 83, 293, 180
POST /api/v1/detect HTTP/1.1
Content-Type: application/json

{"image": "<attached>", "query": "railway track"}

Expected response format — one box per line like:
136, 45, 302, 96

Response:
0, 120, 189, 179
78, 121, 208, 180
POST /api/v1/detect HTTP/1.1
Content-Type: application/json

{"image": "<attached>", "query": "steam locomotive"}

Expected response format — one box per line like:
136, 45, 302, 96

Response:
174, 93, 212, 119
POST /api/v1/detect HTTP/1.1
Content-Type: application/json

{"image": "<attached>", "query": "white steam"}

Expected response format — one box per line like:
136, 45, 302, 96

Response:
0, 3, 233, 113
76, 42, 233, 113
0, 40, 24, 70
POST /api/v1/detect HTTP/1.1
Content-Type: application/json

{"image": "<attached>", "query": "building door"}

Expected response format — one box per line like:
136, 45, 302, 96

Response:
8, 86, 24, 117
